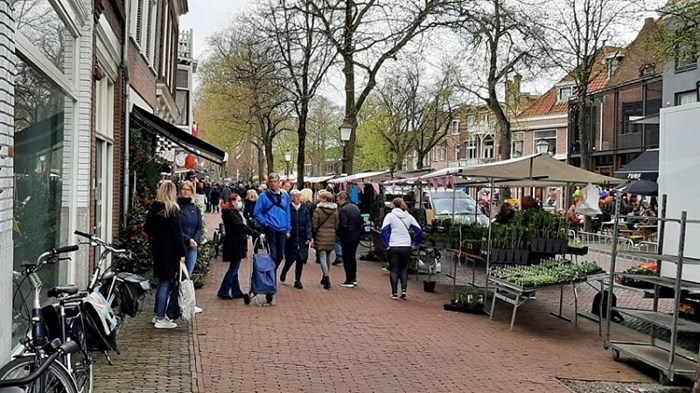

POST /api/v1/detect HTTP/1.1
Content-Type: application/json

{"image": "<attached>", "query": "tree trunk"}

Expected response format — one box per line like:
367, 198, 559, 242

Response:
342, 1, 357, 175
256, 143, 265, 182
265, 139, 274, 179
296, 105, 308, 189
416, 153, 425, 170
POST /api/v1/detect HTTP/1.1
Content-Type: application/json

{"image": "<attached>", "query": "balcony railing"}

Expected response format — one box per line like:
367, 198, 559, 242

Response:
178, 30, 193, 60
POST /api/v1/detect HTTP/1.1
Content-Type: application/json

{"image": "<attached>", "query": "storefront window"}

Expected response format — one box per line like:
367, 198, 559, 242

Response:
14, 0, 73, 74
12, 59, 67, 344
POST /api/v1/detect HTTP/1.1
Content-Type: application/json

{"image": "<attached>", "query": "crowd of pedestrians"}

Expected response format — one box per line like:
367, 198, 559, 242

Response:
144, 173, 425, 328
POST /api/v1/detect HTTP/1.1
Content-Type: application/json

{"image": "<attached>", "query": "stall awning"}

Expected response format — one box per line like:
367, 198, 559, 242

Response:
394, 153, 622, 186
302, 175, 335, 184
130, 106, 226, 165
629, 115, 660, 125
614, 149, 658, 181
328, 170, 390, 184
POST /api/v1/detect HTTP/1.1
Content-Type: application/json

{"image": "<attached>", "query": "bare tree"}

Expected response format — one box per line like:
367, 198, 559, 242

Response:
256, 1, 337, 186
538, 0, 646, 171
447, 0, 540, 161
303, 0, 456, 173
306, 97, 343, 176
372, 62, 457, 170
204, 21, 293, 179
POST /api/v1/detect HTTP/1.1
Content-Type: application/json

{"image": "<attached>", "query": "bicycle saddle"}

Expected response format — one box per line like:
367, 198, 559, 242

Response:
47, 285, 79, 298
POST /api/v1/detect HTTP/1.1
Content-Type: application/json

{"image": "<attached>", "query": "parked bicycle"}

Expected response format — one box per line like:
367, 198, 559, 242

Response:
73, 231, 150, 360
0, 341, 81, 393
0, 245, 88, 393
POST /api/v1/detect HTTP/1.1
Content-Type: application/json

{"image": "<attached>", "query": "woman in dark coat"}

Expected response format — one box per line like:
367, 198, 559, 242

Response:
280, 189, 312, 289
145, 180, 186, 329
217, 193, 262, 300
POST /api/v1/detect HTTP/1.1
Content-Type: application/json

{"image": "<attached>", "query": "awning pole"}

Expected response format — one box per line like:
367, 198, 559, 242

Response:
484, 177, 495, 304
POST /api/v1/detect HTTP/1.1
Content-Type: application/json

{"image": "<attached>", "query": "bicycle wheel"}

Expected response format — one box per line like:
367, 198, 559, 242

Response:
0, 356, 79, 393
69, 328, 94, 393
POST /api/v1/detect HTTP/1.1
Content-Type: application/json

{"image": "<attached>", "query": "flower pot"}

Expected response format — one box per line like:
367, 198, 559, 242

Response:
505, 249, 514, 264
461, 247, 481, 256
423, 280, 437, 293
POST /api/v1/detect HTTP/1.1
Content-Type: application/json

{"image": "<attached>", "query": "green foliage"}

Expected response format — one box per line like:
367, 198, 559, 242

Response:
354, 104, 392, 172
427, 218, 486, 249
452, 286, 485, 304
490, 260, 602, 287
655, 2, 700, 63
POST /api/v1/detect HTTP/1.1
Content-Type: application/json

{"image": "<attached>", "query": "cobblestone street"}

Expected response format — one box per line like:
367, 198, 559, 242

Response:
93, 213, 667, 393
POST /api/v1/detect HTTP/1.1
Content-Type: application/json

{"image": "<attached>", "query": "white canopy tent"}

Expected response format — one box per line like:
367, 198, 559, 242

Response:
302, 175, 336, 184
328, 170, 390, 184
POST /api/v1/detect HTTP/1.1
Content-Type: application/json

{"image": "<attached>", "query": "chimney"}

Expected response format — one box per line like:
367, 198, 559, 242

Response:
506, 73, 522, 106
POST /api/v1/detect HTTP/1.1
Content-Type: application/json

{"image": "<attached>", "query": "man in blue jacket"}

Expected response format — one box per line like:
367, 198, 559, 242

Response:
254, 173, 291, 268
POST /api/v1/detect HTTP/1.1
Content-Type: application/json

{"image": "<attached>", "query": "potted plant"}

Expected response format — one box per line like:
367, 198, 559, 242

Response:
444, 286, 485, 314
421, 248, 440, 293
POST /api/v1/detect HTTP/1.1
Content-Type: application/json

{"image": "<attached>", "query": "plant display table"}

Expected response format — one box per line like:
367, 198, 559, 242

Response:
488, 261, 606, 330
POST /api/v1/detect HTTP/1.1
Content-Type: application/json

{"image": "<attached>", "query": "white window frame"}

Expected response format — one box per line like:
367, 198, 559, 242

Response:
558, 86, 573, 103
450, 120, 460, 135
454, 146, 460, 161
482, 136, 495, 159
466, 139, 477, 160
533, 129, 557, 155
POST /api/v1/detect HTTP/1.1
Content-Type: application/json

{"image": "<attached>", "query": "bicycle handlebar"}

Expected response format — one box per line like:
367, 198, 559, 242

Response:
54, 245, 79, 254
74, 230, 128, 254
0, 341, 80, 388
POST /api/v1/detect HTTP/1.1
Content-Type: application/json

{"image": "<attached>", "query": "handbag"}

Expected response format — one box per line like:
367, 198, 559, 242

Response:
178, 263, 196, 321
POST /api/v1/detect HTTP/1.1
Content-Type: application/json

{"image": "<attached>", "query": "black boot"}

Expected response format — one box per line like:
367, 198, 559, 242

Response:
323, 276, 331, 290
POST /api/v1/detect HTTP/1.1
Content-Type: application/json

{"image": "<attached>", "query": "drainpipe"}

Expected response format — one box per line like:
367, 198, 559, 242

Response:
121, 0, 131, 227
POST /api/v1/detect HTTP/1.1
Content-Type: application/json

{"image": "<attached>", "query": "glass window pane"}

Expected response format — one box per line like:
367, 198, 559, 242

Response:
13, 59, 67, 345
14, 1, 73, 74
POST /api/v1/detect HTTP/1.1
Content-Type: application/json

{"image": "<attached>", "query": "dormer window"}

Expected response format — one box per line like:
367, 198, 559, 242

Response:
604, 52, 625, 79
558, 86, 573, 103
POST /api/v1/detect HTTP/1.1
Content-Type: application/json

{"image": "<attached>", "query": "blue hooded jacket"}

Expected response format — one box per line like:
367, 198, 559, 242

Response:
178, 197, 203, 245
254, 190, 291, 233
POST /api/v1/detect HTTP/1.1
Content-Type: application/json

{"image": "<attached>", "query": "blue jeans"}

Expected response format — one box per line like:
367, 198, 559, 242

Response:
335, 240, 343, 260
218, 258, 243, 297
155, 279, 172, 318
265, 228, 287, 268
185, 247, 197, 276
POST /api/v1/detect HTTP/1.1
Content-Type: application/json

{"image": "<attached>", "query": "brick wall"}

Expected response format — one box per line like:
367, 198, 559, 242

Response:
129, 39, 157, 108
0, 0, 14, 364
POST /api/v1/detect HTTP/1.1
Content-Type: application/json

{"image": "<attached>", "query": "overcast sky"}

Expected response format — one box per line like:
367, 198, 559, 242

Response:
180, 0, 247, 59
180, 0, 668, 104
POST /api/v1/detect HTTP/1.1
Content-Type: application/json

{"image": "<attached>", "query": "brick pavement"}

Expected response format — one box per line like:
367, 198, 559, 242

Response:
94, 212, 663, 393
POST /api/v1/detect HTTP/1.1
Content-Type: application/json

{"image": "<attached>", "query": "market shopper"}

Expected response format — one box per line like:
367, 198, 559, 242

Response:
178, 181, 204, 314
381, 197, 423, 300
337, 191, 363, 288
254, 173, 291, 268
217, 193, 263, 300
145, 180, 186, 329
312, 190, 339, 290
280, 189, 312, 289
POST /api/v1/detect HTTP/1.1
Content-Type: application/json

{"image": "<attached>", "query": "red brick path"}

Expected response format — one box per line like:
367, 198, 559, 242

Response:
193, 213, 652, 393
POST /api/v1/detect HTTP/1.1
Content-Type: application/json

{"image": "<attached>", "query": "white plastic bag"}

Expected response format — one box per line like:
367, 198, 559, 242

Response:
178, 263, 196, 321
576, 184, 602, 216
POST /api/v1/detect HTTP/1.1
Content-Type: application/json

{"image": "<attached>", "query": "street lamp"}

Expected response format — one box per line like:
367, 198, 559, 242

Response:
535, 139, 551, 155
339, 119, 352, 175
284, 150, 292, 178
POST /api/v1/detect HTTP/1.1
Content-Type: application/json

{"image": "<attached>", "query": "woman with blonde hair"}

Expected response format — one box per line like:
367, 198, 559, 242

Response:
244, 189, 259, 224
145, 181, 187, 329
312, 190, 339, 289
300, 188, 314, 221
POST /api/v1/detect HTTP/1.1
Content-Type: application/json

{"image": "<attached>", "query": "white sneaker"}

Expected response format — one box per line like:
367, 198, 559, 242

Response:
194, 306, 203, 314
154, 317, 177, 329
151, 316, 156, 324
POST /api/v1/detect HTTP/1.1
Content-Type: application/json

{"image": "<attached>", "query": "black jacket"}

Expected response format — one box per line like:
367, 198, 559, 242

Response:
221, 208, 260, 262
285, 202, 312, 262
338, 202, 363, 243
145, 202, 187, 280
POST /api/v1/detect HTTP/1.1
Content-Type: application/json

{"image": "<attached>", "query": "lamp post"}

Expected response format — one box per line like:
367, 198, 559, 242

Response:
284, 150, 292, 178
339, 120, 352, 175
535, 139, 551, 155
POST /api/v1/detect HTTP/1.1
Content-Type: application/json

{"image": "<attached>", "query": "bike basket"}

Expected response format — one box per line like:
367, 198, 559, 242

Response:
117, 272, 150, 318
83, 291, 118, 352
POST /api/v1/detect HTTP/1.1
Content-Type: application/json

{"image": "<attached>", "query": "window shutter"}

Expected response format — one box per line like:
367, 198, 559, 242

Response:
145, 1, 153, 60
135, 0, 144, 46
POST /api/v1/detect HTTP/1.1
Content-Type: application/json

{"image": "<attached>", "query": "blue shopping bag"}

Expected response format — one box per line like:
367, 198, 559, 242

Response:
251, 253, 277, 295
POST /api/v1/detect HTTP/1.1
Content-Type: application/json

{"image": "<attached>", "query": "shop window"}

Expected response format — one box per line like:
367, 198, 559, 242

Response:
13, 60, 68, 345
14, 0, 75, 75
